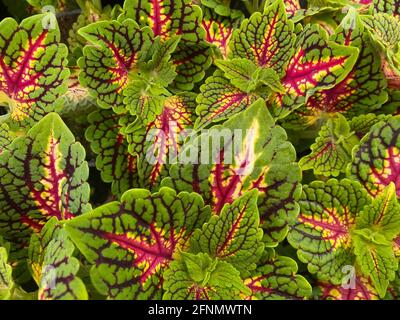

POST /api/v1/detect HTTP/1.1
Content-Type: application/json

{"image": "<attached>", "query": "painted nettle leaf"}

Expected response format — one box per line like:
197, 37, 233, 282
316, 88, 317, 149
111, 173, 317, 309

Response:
65, 187, 211, 299
288, 179, 370, 284
0, 14, 69, 129
163, 99, 302, 245
120, 0, 212, 90
0, 243, 14, 299
288, 179, 400, 297
299, 114, 360, 177
190, 190, 264, 276
86, 109, 139, 197
201, 7, 242, 59
0, 113, 91, 268
29, 217, 88, 300
349, 116, 400, 197
244, 255, 312, 300
362, 13, 400, 85
124, 93, 196, 190
1, 0, 400, 302
284, 10, 387, 129
77, 18, 153, 114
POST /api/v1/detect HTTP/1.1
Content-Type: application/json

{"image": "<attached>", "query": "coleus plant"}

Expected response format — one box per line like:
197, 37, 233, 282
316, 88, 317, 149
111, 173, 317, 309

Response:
0, 0, 399, 301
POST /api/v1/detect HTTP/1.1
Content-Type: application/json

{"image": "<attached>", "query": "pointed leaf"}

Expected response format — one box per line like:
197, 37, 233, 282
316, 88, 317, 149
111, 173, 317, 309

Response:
215, 58, 258, 92
299, 114, 359, 176
163, 99, 302, 244
121, 0, 212, 90
287, 179, 370, 283
194, 70, 258, 129
356, 183, 400, 239
125, 93, 196, 190
0, 246, 14, 300
286, 12, 387, 127
163, 252, 250, 300
362, 13, 400, 77
229, 0, 296, 74
78, 19, 153, 113
0, 113, 91, 262
201, 8, 241, 59
65, 187, 211, 299
190, 190, 264, 276
353, 235, 398, 298
274, 24, 359, 118
0, 14, 69, 128
349, 114, 393, 140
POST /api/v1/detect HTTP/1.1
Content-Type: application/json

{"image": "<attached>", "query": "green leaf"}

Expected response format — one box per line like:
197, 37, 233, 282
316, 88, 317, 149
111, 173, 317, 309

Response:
273, 24, 359, 119
36, 226, 88, 300
138, 35, 180, 89
256, 67, 285, 93
121, 0, 212, 90
123, 79, 168, 122
201, 7, 242, 59
244, 256, 312, 300
0, 246, 14, 300
201, 0, 243, 18
194, 70, 258, 129
229, 0, 296, 75
215, 58, 258, 92
356, 183, 400, 239
0, 113, 91, 266
0, 123, 15, 155
362, 13, 400, 77
215, 59, 285, 94
373, 0, 400, 16
163, 99, 302, 244
78, 19, 153, 113
287, 179, 370, 283
285, 10, 387, 128
0, 14, 69, 128
28, 217, 61, 284
124, 93, 196, 190
299, 114, 360, 176
349, 116, 400, 198
163, 252, 250, 300
86, 110, 139, 197
349, 114, 393, 140
353, 235, 398, 298
190, 190, 264, 276
65, 187, 210, 299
